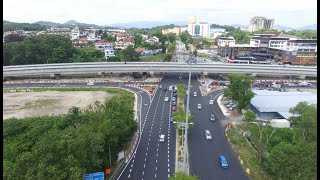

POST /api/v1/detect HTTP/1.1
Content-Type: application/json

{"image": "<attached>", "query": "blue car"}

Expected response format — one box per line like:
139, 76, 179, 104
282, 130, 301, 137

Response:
219, 155, 228, 168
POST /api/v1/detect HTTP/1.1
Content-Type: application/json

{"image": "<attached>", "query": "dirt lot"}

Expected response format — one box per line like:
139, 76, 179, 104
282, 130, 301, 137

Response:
3, 91, 111, 120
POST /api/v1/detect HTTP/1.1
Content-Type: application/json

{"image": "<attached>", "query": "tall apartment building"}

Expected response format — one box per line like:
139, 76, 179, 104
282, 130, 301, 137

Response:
248, 16, 274, 32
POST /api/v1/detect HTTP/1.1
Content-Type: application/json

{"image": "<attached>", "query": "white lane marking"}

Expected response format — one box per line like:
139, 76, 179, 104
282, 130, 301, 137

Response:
146, 152, 147, 156
128, 174, 130, 178
131, 164, 133, 168
157, 149, 159, 152
156, 159, 158, 163
133, 159, 135, 163
156, 167, 157, 171
168, 159, 170, 163
157, 154, 158, 157
147, 147, 148, 151
144, 164, 146, 168
130, 169, 132, 173
168, 174, 170, 178
168, 150, 169, 153
168, 146, 169, 150
168, 164, 170, 167
168, 168, 170, 172
142, 171, 144, 175
148, 142, 149, 146
145, 158, 147, 162
155, 174, 157, 178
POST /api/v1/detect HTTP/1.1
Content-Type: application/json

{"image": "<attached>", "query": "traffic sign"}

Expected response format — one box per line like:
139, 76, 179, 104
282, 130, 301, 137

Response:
84, 172, 104, 180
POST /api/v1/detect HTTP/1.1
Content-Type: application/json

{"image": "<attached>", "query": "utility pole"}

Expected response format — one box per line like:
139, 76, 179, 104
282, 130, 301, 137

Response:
109, 145, 112, 168
183, 55, 195, 174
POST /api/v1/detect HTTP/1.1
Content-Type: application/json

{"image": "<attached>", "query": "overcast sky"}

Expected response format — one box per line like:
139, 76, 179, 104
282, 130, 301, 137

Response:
4, 0, 317, 28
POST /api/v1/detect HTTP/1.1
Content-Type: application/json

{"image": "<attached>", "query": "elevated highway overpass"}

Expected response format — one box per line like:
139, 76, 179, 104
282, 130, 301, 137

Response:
3, 62, 317, 79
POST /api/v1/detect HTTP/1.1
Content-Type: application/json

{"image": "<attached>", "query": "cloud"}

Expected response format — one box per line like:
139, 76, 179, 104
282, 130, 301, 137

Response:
3, 0, 317, 27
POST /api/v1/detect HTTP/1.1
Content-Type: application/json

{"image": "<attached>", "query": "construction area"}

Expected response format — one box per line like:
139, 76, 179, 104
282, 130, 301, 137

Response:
3, 91, 111, 120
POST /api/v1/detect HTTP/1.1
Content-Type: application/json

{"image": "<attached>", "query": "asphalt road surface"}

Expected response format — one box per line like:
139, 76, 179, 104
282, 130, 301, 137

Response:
119, 76, 176, 180
181, 74, 249, 180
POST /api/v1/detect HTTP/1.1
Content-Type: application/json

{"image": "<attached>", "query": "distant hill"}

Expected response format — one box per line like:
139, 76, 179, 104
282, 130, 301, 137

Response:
274, 25, 294, 31
108, 21, 187, 28
296, 24, 317, 30
34, 21, 60, 27
63, 20, 81, 25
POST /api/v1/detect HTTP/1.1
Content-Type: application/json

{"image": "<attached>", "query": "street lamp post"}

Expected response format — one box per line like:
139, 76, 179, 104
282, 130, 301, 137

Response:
183, 56, 196, 174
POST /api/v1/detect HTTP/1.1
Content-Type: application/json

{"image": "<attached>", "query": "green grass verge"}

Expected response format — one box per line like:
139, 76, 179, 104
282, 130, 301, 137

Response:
227, 127, 272, 180
139, 54, 166, 61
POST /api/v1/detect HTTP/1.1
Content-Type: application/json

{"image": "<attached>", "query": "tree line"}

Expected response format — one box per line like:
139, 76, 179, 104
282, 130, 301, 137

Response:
224, 73, 317, 179
3, 89, 137, 179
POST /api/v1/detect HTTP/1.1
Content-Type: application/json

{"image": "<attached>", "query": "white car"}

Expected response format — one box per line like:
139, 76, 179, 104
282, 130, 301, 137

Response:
197, 104, 202, 110
87, 82, 94, 86
205, 130, 212, 140
186, 90, 189, 95
164, 97, 169, 102
159, 134, 165, 142
168, 86, 173, 91
209, 100, 214, 104
194, 92, 197, 97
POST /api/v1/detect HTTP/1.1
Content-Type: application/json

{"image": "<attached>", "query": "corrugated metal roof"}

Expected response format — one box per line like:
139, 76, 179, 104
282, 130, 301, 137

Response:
251, 90, 317, 118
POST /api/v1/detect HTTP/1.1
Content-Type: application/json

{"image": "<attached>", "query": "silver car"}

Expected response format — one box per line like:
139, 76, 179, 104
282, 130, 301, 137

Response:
205, 130, 212, 140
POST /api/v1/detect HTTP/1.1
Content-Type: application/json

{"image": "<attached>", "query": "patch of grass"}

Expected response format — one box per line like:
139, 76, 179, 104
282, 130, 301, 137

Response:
227, 127, 272, 180
139, 54, 166, 61
22, 99, 60, 109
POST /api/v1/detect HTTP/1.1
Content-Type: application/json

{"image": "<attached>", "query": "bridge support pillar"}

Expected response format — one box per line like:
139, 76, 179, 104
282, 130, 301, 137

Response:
298, 75, 306, 79
98, 72, 105, 77
50, 73, 60, 79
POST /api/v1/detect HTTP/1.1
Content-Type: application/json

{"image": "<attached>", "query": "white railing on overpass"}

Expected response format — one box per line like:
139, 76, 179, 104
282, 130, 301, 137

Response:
3, 62, 317, 78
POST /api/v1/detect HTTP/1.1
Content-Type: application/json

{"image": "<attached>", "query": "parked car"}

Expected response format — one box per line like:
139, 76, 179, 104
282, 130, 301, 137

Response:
159, 85, 162, 89
197, 104, 202, 110
164, 97, 169, 102
172, 101, 177, 106
169, 86, 173, 91
205, 130, 212, 140
194, 92, 197, 97
163, 87, 167, 91
173, 93, 177, 97
210, 114, 216, 121
219, 155, 228, 168
172, 97, 176, 101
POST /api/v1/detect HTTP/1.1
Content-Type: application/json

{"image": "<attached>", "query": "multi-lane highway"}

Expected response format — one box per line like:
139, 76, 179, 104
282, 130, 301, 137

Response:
4, 73, 249, 180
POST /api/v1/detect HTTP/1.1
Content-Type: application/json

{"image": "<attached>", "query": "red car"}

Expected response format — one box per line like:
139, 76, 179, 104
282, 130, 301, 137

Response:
172, 106, 176, 112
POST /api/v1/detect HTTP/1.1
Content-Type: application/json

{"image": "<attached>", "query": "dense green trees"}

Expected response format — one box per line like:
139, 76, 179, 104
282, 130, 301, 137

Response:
179, 31, 192, 45
241, 102, 317, 179
117, 45, 140, 61
224, 74, 255, 113
285, 30, 317, 39
3, 90, 137, 179
3, 21, 47, 32
3, 35, 106, 65
289, 102, 317, 142
4, 34, 25, 43
134, 34, 143, 47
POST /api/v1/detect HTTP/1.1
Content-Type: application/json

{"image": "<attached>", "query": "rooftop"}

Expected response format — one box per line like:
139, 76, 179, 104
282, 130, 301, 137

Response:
251, 90, 317, 119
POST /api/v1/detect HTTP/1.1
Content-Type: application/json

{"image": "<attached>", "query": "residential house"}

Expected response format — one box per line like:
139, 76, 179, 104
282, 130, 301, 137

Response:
95, 40, 113, 52
78, 38, 89, 48
116, 33, 133, 41
71, 27, 80, 40
105, 48, 116, 59
114, 38, 135, 50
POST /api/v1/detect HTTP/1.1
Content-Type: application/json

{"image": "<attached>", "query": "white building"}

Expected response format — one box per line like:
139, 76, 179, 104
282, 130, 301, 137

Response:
209, 28, 226, 39
105, 48, 115, 58
187, 17, 210, 37
95, 40, 113, 52
114, 40, 135, 50
87, 33, 96, 41
145, 36, 159, 44
217, 37, 236, 47
248, 16, 274, 32
71, 27, 80, 40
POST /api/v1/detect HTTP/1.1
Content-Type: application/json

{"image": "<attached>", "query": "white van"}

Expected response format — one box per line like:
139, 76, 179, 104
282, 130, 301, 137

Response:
87, 81, 94, 86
